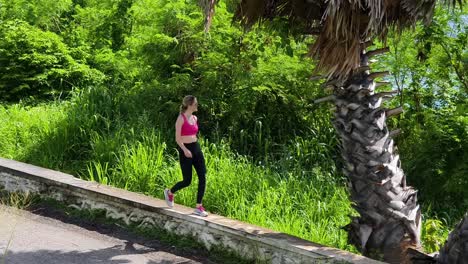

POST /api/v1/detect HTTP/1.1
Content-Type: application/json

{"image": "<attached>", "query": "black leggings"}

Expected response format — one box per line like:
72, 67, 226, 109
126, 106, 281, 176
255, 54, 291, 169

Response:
170, 142, 206, 204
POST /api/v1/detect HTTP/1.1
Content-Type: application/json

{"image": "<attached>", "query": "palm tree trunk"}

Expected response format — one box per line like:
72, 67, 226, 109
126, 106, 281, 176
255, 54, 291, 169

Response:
332, 44, 422, 263
437, 213, 468, 264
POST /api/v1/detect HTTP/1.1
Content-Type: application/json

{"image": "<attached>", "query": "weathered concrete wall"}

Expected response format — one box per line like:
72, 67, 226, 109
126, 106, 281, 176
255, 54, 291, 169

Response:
0, 158, 386, 264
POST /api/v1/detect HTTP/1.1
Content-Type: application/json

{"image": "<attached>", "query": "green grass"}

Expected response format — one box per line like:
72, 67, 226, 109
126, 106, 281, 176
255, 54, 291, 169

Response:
83, 133, 357, 251
0, 103, 67, 161
0, 96, 454, 254
0, 191, 37, 209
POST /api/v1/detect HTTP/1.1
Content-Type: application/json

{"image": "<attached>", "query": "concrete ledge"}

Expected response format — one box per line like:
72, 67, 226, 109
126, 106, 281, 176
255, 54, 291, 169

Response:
0, 158, 385, 264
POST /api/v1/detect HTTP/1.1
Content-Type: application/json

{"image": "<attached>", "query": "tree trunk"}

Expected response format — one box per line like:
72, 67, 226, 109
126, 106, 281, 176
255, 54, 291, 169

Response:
332, 45, 422, 263
437, 213, 468, 264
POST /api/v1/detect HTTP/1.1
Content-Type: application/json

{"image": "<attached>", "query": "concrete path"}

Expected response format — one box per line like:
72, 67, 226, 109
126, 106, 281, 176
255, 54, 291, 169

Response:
0, 205, 215, 264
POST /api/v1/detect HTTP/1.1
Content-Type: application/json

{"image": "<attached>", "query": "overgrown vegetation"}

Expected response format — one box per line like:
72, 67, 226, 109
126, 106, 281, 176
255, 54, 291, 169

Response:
0, 0, 466, 254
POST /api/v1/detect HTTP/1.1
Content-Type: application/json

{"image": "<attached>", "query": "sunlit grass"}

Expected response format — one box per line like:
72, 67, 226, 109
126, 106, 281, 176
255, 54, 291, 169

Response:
0, 99, 454, 253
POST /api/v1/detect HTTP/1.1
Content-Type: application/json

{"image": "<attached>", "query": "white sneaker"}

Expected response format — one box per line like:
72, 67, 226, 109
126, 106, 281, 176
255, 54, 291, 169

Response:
194, 206, 208, 217
164, 189, 174, 208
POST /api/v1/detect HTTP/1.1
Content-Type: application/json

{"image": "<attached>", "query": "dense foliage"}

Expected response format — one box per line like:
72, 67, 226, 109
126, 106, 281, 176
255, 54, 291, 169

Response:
0, 0, 466, 253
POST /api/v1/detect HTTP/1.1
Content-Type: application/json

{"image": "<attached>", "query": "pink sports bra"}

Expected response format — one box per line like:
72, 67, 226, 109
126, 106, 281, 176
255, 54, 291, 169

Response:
180, 114, 198, 136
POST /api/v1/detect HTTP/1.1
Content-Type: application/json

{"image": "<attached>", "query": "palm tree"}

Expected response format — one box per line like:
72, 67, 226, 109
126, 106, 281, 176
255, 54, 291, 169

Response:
407, 213, 468, 263
199, 0, 464, 263
437, 213, 468, 263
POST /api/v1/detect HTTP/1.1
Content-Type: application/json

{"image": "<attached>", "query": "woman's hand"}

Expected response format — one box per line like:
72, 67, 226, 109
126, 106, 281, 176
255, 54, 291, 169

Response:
183, 149, 193, 158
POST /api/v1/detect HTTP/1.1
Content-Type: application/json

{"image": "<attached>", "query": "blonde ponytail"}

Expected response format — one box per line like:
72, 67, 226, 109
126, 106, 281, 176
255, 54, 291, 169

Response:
180, 95, 196, 113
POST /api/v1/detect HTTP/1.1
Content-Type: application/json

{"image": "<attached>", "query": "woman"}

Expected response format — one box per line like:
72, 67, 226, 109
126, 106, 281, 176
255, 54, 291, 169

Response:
164, 95, 208, 217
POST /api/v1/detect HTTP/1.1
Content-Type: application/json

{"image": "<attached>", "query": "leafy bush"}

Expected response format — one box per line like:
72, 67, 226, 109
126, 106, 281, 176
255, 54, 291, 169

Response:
0, 20, 104, 101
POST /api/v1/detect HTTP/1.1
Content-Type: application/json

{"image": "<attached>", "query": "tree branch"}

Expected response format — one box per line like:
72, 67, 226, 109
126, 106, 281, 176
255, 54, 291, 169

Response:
357, 65, 371, 73
369, 71, 390, 80
376, 81, 391, 88
314, 95, 336, 104
440, 43, 468, 92
373, 90, 399, 98
363, 41, 374, 49
367, 47, 390, 58
389, 129, 402, 138
386, 107, 403, 117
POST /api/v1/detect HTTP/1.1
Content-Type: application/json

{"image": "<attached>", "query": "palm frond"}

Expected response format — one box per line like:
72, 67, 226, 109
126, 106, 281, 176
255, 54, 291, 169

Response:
200, 0, 464, 78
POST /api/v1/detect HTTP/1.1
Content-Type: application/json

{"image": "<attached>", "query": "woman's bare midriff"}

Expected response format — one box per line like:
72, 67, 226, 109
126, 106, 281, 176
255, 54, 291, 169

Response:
181, 135, 197, 144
